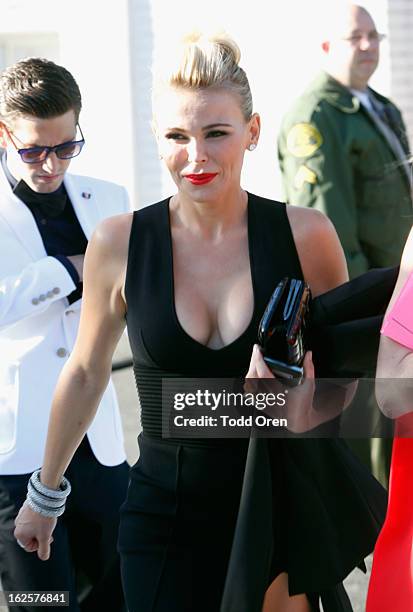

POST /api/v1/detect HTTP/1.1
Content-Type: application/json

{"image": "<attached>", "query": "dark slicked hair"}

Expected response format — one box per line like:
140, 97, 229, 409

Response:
0, 57, 82, 123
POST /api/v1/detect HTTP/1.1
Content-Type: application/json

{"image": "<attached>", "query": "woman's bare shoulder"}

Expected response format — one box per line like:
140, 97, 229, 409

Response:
400, 225, 413, 272
286, 204, 336, 241
286, 204, 348, 295
89, 212, 134, 261
82, 212, 134, 298
385, 225, 413, 312
93, 212, 134, 246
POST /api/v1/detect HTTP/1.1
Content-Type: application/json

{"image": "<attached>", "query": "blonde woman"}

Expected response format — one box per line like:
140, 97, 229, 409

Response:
14, 33, 386, 612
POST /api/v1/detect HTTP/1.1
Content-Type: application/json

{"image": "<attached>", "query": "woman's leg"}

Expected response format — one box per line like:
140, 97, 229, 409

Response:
262, 573, 311, 612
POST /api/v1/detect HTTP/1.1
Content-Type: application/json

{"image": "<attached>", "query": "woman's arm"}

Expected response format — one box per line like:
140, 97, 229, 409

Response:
40, 214, 131, 487
375, 227, 413, 416
14, 213, 132, 559
245, 207, 352, 431
287, 205, 349, 295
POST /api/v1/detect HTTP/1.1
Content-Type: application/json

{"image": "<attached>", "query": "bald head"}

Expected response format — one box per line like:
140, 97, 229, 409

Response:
321, 3, 381, 90
322, 4, 372, 38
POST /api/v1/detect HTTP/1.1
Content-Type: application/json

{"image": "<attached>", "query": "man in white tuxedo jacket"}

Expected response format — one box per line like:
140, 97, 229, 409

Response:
0, 58, 130, 611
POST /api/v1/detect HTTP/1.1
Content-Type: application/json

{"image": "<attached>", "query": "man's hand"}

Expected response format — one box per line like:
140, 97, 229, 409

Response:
14, 501, 57, 561
67, 255, 85, 281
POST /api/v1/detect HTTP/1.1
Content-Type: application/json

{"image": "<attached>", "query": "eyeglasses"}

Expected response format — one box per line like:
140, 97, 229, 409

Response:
341, 31, 386, 46
3, 123, 85, 164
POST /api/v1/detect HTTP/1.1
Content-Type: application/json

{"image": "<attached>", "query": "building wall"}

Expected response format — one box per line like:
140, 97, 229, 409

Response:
387, 0, 413, 144
0, 0, 137, 207
0, 0, 410, 208
127, 0, 160, 207
133, 0, 393, 204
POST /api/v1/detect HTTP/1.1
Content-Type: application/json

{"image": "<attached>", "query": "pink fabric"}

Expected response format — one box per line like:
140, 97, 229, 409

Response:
367, 270, 413, 611
381, 270, 413, 350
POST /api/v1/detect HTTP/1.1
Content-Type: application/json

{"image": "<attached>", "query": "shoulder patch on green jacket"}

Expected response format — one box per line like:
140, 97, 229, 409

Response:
294, 165, 318, 189
287, 123, 323, 158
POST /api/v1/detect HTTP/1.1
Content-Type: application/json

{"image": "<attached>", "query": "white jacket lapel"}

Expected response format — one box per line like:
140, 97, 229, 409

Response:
64, 173, 98, 239
0, 166, 46, 260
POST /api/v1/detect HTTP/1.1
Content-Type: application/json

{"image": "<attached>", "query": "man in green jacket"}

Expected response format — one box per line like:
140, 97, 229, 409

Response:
278, 4, 413, 485
278, 4, 412, 280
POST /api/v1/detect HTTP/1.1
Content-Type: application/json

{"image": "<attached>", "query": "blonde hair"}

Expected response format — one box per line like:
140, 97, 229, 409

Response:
152, 31, 253, 121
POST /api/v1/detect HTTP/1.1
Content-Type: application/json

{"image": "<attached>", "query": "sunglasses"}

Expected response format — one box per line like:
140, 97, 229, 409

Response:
3, 123, 85, 164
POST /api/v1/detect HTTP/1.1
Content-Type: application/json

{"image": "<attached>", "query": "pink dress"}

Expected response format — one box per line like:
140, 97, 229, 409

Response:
366, 270, 413, 611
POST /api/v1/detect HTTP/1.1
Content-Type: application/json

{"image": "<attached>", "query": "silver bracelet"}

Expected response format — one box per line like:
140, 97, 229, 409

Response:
28, 480, 68, 509
26, 497, 66, 518
29, 469, 71, 500
25, 469, 71, 518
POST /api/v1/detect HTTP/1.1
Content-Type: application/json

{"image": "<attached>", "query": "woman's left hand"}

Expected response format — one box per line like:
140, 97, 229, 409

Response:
245, 344, 318, 433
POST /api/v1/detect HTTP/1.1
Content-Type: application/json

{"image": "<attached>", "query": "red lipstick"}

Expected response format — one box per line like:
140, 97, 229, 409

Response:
184, 173, 218, 185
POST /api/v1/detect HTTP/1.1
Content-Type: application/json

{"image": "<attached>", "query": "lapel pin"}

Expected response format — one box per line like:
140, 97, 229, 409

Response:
81, 191, 91, 199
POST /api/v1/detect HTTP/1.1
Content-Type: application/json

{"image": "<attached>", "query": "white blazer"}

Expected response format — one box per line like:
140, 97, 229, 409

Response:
0, 166, 131, 474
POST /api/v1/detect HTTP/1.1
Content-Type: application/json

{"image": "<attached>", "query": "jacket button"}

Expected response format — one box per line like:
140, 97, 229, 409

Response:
65, 309, 75, 315
56, 348, 68, 358
53, 287, 61, 295
46, 291, 54, 298
39, 294, 46, 301
32, 298, 39, 305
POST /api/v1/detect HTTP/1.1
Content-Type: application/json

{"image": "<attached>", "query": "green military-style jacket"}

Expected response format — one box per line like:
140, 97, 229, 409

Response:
278, 72, 413, 278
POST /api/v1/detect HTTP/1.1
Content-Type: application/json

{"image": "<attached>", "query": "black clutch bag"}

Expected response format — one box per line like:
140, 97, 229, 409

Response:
258, 277, 311, 384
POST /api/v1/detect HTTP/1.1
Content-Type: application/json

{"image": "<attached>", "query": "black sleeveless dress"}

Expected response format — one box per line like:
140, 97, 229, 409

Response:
118, 193, 387, 612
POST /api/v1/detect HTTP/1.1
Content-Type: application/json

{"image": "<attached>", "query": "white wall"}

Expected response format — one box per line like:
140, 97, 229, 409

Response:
0, 0, 136, 206
58, 0, 136, 205
0, 0, 404, 210
133, 0, 392, 203
387, 0, 413, 143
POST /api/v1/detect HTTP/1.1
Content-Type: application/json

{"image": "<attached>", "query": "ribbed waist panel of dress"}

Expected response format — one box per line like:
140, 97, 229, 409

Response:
133, 364, 247, 448
124, 432, 247, 525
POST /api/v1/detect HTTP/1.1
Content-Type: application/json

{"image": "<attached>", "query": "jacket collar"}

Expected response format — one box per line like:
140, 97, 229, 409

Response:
0, 152, 95, 260
63, 173, 97, 237
1, 155, 69, 219
311, 72, 396, 116
309, 72, 361, 113
0, 153, 47, 260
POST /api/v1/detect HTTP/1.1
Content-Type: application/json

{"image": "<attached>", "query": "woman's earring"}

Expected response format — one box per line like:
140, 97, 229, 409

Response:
248, 143, 256, 151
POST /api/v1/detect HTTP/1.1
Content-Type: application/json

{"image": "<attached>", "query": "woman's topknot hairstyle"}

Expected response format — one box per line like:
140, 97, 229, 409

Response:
153, 30, 253, 121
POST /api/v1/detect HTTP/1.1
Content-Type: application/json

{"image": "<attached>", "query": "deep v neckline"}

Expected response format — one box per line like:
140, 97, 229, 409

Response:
165, 193, 257, 352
